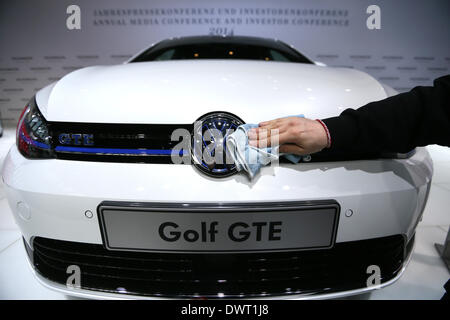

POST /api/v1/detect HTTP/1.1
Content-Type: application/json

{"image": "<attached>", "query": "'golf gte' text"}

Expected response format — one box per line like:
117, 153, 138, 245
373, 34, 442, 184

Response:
159, 221, 282, 242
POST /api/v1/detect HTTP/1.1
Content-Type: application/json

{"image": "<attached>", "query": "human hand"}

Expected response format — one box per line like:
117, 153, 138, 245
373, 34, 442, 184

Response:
247, 117, 330, 155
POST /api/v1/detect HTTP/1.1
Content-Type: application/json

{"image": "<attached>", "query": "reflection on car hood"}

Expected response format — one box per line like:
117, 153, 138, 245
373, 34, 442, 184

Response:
37, 60, 387, 124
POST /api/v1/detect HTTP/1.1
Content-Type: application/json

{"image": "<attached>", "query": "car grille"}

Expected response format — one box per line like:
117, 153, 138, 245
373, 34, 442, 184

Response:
48, 121, 412, 164
49, 122, 191, 163
27, 235, 410, 298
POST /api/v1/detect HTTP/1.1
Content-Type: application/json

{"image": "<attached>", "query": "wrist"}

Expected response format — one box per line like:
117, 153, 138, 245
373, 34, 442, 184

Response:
315, 119, 331, 149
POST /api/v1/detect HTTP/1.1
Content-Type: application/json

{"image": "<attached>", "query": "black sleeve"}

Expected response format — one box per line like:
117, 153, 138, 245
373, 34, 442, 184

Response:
322, 75, 450, 154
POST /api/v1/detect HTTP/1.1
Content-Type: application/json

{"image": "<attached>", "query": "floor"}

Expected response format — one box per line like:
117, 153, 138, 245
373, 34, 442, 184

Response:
0, 127, 449, 300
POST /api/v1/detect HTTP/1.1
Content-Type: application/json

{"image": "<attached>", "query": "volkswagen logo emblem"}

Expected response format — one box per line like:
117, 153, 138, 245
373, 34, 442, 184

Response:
192, 111, 245, 177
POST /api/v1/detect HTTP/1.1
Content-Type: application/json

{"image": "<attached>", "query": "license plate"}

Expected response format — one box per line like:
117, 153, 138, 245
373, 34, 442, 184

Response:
98, 201, 339, 253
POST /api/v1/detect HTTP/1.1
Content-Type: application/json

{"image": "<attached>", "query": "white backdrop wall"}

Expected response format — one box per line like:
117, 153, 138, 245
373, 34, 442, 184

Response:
0, 0, 449, 125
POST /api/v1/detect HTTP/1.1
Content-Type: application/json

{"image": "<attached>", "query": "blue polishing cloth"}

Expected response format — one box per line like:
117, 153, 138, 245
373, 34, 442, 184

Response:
226, 116, 304, 179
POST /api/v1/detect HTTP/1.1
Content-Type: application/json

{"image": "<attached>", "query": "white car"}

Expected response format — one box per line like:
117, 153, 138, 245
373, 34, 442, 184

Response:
2, 36, 432, 299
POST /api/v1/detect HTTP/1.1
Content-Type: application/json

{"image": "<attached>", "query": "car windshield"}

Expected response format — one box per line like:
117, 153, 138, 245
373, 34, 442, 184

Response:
130, 37, 312, 64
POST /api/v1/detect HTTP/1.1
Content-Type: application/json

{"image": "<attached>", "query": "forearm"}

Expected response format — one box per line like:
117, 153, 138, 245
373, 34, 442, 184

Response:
322, 75, 450, 153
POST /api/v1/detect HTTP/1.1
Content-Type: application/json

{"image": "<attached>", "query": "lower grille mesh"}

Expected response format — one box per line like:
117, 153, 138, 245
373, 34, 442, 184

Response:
29, 235, 408, 298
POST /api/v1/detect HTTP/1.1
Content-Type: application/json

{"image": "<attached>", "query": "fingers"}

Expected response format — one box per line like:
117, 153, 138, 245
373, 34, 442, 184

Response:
258, 120, 272, 127
247, 127, 270, 142
248, 117, 305, 148
248, 124, 288, 141
247, 129, 258, 140
254, 117, 301, 138
258, 118, 281, 127
246, 116, 327, 156
248, 128, 275, 147
249, 131, 290, 148
259, 116, 299, 128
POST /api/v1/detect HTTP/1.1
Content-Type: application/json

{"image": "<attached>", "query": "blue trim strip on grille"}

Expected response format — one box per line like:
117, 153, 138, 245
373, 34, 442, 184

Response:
19, 132, 51, 150
55, 146, 187, 156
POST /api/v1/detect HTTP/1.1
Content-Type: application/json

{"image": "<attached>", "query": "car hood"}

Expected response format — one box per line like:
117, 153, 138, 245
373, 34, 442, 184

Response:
36, 60, 387, 124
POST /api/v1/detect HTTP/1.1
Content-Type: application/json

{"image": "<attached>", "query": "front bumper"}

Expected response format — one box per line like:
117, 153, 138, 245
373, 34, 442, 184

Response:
24, 234, 414, 299
2, 145, 432, 298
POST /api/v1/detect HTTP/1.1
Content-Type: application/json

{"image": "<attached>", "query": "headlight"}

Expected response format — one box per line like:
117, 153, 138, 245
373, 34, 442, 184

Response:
16, 97, 54, 159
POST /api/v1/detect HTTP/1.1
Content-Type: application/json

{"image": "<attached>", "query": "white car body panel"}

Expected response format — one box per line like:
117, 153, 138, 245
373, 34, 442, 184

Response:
3, 145, 432, 248
2, 43, 433, 299
36, 61, 387, 123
